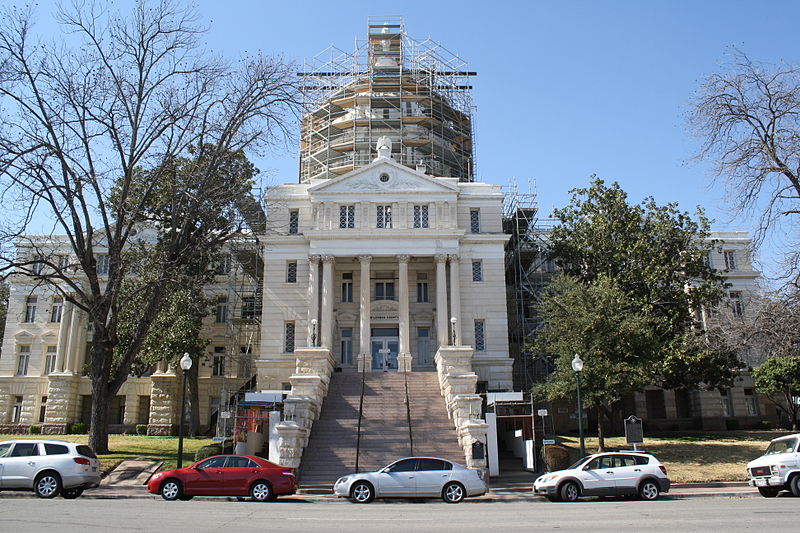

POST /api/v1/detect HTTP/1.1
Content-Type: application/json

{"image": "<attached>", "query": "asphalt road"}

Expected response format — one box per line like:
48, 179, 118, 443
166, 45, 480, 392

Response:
0, 495, 796, 532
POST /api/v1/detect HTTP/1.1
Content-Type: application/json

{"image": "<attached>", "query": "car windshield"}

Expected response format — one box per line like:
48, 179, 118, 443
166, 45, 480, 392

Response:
764, 437, 798, 455
566, 456, 593, 470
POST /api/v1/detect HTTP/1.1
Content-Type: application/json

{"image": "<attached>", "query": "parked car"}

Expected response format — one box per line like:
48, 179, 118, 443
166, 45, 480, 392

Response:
333, 457, 487, 503
147, 454, 297, 501
533, 451, 670, 502
747, 433, 800, 498
0, 439, 101, 499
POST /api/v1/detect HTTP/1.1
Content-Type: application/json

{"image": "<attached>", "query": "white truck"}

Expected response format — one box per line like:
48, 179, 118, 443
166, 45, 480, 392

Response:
747, 433, 800, 497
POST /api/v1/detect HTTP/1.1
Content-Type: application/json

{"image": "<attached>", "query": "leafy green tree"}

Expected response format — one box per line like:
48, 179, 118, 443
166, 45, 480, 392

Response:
754, 356, 800, 430
535, 178, 742, 448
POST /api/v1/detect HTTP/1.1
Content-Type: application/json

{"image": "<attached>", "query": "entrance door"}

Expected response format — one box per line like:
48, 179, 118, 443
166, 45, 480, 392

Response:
371, 338, 399, 372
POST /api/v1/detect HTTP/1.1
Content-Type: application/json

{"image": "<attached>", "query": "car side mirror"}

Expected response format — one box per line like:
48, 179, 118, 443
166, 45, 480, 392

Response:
381, 468, 390, 473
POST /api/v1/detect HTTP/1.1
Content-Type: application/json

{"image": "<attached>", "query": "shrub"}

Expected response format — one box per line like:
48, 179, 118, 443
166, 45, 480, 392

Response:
70, 422, 88, 434
136, 424, 148, 436
757, 420, 773, 430
194, 444, 222, 462
725, 419, 740, 431
29, 425, 41, 435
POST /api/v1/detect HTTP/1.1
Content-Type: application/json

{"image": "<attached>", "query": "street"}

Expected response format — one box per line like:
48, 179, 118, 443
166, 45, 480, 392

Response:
0, 495, 795, 532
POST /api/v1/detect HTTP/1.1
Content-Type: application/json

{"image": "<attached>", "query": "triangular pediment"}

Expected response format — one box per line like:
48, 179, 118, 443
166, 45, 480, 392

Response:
308, 158, 459, 196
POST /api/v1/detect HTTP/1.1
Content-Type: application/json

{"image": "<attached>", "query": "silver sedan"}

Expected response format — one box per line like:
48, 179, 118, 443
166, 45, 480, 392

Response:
333, 457, 487, 503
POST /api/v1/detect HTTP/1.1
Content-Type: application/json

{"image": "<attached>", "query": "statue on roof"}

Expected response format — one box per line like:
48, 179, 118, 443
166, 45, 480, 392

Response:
375, 136, 392, 160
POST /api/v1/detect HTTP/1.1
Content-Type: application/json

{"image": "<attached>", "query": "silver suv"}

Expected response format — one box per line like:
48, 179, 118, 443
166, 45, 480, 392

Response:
533, 451, 671, 502
0, 439, 101, 498
747, 433, 800, 498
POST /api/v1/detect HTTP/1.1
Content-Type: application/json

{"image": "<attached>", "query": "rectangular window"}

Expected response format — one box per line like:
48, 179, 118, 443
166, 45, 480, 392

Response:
284, 322, 296, 353
413, 205, 429, 228
50, 297, 63, 323
417, 282, 429, 303
212, 347, 225, 377
339, 205, 355, 229
215, 296, 228, 323
24, 296, 37, 323
674, 388, 692, 418
645, 389, 667, 419
215, 254, 231, 275
17, 346, 30, 376
12, 396, 23, 423
417, 327, 431, 365
720, 388, 734, 417
57, 255, 69, 270
238, 346, 252, 378
44, 346, 57, 375
729, 291, 743, 317
474, 320, 486, 352
375, 281, 395, 300
470, 209, 481, 233
744, 388, 760, 416
472, 260, 483, 282
241, 296, 257, 320
724, 250, 737, 270
288, 209, 299, 234
286, 261, 297, 283
341, 272, 353, 303
32, 256, 44, 275
39, 396, 47, 424
340, 328, 353, 365
96, 254, 110, 275
377, 205, 392, 229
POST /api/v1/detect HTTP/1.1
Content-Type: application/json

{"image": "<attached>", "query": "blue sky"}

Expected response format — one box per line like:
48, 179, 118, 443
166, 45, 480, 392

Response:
27, 0, 800, 277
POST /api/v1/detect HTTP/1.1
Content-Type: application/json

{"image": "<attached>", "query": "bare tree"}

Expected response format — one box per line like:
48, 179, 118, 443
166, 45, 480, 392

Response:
689, 49, 800, 287
0, 1, 299, 452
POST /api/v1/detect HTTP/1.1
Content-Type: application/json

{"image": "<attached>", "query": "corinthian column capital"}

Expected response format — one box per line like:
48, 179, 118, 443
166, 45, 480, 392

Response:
358, 254, 373, 264
308, 254, 321, 264
321, 254, 336, 264
397, 254, 410, 264
434, 253, 448, 264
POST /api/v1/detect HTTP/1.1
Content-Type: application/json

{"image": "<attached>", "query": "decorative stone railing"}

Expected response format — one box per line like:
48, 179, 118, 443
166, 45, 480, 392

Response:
434, 346, 488, 470
274, 347, 335, 468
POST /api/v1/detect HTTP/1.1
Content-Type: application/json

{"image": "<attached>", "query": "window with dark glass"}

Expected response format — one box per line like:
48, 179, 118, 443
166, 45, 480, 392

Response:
212, 347, 225, 377
474, 320, 486, 352
24, 296, 37, 323
469, 209, 481, 233
340, 328, 353, 365
341, 272, 353, 302
339, 205, 355, 229
288, 209, 299, 234
413, 205, 429, 228
215, 296, 228, 323
286, 261, 297, 283
375, 281, 395, 300
50, 296, 63, 323
96, 254, 110, 275
284, 322, 295, 353
377, 205, 392, 229
472, 260, 483, 282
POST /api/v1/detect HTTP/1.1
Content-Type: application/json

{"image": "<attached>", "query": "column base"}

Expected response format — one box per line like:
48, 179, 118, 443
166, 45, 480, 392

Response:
357, 353, 370, 373
147, 424, 176, 436
42, 423, 70, 435
397, 353, 413, 373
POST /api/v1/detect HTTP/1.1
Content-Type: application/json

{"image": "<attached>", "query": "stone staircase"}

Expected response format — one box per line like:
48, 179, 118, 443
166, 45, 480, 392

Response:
298, 371, 463, 487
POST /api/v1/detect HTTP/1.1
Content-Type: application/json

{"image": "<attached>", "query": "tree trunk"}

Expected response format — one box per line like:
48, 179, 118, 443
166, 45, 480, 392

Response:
188, 362, 200, 436
88, 382, 111, 454
597, 413, 606, 452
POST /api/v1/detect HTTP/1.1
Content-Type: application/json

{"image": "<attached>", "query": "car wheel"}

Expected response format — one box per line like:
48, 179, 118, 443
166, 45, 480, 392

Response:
790, 476, 800, 497
350, 481, 374, 504
160, 479, 182, 501
35, 472, 62, 499
757, 486, 780, 498
250, 481, 273, 502
559, 481, 580, 502
638, 480, 660, 501
61, 488, 84, 499
442, 481, 465, 503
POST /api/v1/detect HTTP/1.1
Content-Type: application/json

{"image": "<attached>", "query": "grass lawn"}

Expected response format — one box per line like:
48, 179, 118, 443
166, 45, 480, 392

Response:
0, 434, 215, 476
555, 430, 785, 482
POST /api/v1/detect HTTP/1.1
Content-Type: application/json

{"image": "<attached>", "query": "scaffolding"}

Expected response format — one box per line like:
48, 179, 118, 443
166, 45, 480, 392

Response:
298, 17, 476, 182
502, 179, 556, 392
212, 192, 265, 439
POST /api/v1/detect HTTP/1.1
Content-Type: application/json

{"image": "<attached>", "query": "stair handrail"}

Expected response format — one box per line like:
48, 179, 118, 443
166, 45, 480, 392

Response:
404, 371, 414, 456
355, 361, 366, 472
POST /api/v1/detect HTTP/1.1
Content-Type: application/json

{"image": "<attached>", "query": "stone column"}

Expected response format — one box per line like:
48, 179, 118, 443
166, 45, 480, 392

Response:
358, 255, 372, 372
320, 255, 335, 349
55, 300, 73, 373
148, 376, 178, 435
397, 254, 411, 372
307, 255, 320, 346
448, 254, 462, 345
123, 394, 140, 427
435, 254, 449, 348
69, 309, 88, 375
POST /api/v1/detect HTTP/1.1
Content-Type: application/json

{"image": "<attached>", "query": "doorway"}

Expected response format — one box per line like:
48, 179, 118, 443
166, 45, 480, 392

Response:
371, 327, 399, 372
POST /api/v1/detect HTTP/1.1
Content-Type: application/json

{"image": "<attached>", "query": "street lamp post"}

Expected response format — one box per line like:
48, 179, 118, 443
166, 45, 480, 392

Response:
177, 352, 193, 469
311, 318, 318, 347
450, 316, 458, 346
571, 354, 586, 458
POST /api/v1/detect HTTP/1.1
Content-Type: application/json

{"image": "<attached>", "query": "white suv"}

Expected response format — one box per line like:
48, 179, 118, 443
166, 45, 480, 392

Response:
533, 451, 670, 502
747, 433, 800, 498
0, 439, 101, 498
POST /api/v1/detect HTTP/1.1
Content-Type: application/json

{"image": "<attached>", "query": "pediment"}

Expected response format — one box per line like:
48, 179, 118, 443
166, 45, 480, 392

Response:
308, 158, 459, 196
14, 329, 34, 339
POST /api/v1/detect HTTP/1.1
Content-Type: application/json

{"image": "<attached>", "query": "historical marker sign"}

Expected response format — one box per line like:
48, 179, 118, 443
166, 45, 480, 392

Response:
624, 415, 643, 445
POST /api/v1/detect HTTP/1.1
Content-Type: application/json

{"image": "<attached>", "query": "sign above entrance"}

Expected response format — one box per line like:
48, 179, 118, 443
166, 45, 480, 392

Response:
371, 300, 399, 322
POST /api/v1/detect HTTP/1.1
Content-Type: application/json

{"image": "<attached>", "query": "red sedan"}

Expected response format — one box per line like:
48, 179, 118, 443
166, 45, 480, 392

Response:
147, 455, 297, 501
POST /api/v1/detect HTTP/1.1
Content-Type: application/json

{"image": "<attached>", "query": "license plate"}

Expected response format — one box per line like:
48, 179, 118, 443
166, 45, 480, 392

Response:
92, 467, 97, 472
755, 478, 768, 487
